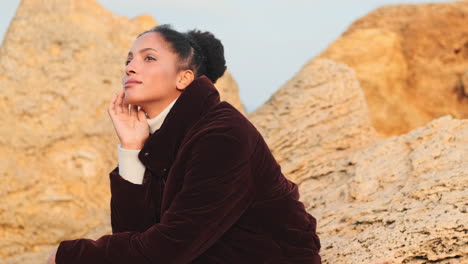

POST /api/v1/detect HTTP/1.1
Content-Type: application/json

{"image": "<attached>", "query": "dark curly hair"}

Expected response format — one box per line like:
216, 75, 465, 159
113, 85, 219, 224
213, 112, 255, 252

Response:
137, 24, 226, 84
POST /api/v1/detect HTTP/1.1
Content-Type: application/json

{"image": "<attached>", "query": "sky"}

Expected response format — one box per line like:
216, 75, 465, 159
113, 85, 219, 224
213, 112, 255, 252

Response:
0, 0, 455, 113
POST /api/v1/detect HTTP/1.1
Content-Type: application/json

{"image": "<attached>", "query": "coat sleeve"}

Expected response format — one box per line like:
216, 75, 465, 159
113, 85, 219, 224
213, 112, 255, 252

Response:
55, 131, 255, 264
109, 166, 157, 233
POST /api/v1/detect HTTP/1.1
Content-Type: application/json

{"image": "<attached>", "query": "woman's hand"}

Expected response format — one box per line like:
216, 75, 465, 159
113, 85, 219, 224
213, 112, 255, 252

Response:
108, 91, 149, 149
45, 247, 57, 264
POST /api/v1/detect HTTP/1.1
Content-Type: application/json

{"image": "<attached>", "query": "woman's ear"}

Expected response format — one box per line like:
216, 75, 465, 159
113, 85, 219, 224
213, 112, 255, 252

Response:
176, 70, 195, 91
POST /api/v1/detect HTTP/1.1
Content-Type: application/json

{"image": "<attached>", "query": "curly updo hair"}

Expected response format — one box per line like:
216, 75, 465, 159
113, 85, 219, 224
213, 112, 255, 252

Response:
137, 24, 226, 84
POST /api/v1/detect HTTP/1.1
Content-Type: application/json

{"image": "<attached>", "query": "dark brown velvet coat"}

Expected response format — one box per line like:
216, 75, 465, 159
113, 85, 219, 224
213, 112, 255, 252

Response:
56, 75, 321, 263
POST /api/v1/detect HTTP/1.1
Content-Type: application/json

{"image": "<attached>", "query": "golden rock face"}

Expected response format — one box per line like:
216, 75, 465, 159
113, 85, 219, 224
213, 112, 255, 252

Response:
319, 1, 468, 137
249, 58, 468, 264
249, 58, 378, 185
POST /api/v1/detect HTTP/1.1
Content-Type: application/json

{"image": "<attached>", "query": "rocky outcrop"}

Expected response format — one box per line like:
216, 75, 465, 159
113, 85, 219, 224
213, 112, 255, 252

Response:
249, 58, 378, 184
319, 1, 468, 137
214, 70, 246, 115
249, 58, 467, 263
313, 115, 467, 264
0, 0, 243, 263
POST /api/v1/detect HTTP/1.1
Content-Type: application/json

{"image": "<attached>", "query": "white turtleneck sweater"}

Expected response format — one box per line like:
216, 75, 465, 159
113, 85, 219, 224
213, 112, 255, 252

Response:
117, 97, 178, 184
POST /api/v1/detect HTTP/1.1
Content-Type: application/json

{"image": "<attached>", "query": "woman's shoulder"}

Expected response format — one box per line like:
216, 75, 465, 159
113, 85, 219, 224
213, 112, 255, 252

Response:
204, 101, 253, 127
190, 100, 261, 145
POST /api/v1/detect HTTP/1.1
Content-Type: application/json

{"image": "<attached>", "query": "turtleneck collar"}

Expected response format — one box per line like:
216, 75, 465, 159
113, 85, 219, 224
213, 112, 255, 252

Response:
146, 96, 179, 134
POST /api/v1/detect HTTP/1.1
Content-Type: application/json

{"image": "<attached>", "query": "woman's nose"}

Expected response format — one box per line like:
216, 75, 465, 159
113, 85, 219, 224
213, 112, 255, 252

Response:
125, 61, 137, 75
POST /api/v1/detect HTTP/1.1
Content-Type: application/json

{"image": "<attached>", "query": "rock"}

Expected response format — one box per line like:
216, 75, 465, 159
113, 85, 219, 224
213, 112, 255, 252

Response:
0, 0, 243, 263
214, 71, 246, 115
249, 58, 378, 184
311, 115, 468, 264
461, 70, 468, 98
319, 1, 468, 137
249, 58, 467, 263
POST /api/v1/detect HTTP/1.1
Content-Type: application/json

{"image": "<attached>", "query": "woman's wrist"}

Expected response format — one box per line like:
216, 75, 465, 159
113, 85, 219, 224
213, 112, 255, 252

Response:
120, 142, 144, 150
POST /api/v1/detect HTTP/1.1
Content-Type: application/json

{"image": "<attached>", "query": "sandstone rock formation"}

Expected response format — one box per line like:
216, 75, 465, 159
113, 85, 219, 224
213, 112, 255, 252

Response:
214, 70, 247, 116
249, 58, 378, 184
250, 58, 467, 263
312, 115, 467, 264
0, 0, 243, 263
319, 1, 468, 137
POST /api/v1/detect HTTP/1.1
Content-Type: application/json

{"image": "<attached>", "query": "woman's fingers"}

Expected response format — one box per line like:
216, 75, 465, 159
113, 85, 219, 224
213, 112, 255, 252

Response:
109, 91, 143, 122
137, 106, 146, 121
121, 91, 131, 115
108, 93, 118, 117
115, 91, 125, 114
130, 104, 138, 119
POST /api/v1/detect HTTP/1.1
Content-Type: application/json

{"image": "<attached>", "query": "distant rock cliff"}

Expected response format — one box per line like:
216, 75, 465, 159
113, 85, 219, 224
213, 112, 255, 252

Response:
251, 58, 467, 264
319, 1, 468, 137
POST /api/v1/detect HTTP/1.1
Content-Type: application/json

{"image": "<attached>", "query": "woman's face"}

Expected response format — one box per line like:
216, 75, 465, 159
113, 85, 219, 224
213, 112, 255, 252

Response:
122, 32, 182, 116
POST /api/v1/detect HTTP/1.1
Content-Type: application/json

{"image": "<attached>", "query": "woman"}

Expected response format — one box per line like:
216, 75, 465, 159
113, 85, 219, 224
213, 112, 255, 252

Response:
48, 24, 321, 263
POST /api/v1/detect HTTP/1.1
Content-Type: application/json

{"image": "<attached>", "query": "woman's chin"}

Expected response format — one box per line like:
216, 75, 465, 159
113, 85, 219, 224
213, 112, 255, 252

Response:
123, 93, 138, 105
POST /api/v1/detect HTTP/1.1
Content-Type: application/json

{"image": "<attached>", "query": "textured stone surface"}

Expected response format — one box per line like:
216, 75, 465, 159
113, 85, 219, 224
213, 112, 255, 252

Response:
0, 0, 243, 263
319, 1, 468, 137
214, 69, 246, 115
307, 115, 468, 264
249, 58, 467, 263
249, 58, 378, 184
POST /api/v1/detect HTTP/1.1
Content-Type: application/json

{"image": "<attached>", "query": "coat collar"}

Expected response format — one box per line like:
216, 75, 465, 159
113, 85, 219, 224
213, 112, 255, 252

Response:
138, 75, 220, 173
146, 96, 178, 134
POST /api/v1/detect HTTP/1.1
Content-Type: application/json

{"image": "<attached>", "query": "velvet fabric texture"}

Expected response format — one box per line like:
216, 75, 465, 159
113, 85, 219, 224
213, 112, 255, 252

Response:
56, 75, 321, 263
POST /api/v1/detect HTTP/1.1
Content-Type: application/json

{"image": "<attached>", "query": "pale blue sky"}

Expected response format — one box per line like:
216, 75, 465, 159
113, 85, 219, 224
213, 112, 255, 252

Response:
0, 0, 454, 113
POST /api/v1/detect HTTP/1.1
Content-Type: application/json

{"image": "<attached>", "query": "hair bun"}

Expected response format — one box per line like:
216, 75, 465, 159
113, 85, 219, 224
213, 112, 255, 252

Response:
186, 29, 226, 83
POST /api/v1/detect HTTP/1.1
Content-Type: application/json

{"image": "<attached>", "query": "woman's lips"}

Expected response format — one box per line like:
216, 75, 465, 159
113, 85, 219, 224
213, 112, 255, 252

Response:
124, 80, 142, 88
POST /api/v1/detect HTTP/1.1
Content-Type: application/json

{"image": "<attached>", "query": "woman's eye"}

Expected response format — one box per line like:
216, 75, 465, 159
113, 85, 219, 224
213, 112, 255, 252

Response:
124, 56, 154, 65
